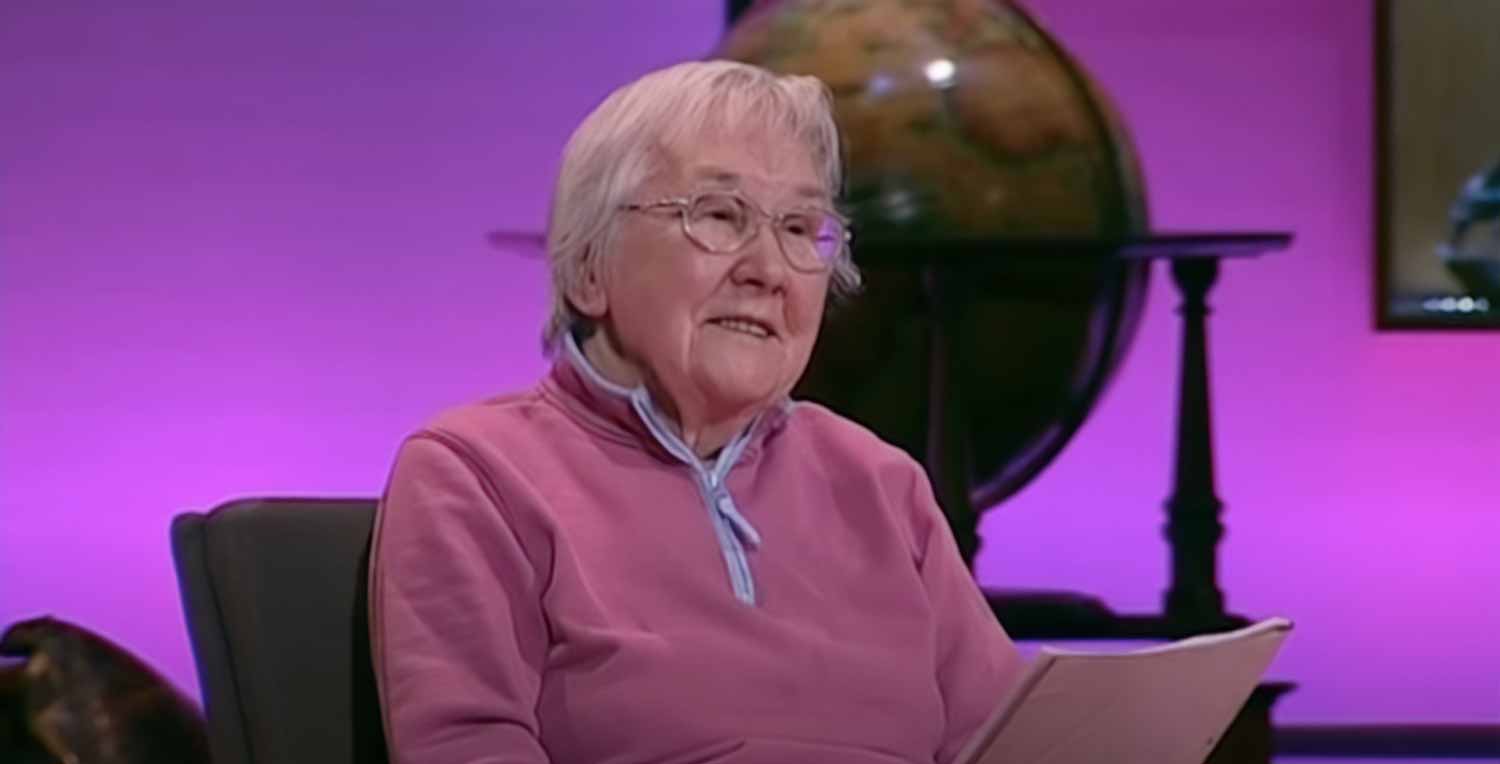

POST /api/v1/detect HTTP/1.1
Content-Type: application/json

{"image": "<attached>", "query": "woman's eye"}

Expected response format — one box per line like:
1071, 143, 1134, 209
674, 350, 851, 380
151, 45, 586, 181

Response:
696, 206, 744, 230
783, 217, 816, 237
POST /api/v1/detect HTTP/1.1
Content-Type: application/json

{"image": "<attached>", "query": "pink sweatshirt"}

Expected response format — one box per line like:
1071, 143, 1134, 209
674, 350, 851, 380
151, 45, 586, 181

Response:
369, 336, 1022, 764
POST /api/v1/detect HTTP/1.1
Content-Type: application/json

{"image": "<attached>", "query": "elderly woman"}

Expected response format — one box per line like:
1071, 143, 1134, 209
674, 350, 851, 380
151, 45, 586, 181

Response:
369, 60, 1021, 764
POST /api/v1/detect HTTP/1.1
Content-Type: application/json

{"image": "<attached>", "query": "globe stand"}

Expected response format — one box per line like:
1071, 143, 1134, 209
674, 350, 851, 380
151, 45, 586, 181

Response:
856, 232, 1293, 637
862, 231, 1293, 763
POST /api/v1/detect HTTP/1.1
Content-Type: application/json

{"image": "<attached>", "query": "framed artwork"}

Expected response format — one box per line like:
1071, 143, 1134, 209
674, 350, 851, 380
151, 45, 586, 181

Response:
1376, 0, 1500, 329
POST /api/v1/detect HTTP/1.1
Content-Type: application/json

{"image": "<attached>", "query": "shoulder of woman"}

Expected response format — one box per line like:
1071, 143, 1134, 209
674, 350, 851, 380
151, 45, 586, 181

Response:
389, 386, 571, 504
414, 386, 556, 450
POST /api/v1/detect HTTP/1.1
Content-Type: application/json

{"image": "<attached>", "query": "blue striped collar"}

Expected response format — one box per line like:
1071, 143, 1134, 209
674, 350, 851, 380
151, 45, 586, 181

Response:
560, 331, 770, 597
560, 331, 770, 478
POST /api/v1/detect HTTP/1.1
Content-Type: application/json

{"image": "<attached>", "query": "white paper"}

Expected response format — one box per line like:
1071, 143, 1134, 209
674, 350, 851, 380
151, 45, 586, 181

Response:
954, 617, 1293, 764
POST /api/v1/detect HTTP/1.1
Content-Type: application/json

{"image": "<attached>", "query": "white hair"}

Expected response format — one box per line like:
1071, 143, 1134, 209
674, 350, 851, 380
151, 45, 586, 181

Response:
540, 59, 861, 352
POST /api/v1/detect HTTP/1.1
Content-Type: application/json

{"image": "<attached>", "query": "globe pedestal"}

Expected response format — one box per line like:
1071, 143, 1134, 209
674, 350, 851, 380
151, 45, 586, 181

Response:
849, 232, 1293, 636
857, 231, 1294, 764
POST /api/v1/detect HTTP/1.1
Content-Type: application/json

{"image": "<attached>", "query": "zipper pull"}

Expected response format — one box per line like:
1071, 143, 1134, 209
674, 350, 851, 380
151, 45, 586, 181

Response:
715, 492, 762, 548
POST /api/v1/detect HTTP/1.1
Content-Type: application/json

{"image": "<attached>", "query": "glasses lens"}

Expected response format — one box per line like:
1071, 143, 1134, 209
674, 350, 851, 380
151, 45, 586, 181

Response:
778, 209, 846, 270
686, 193, 751, 252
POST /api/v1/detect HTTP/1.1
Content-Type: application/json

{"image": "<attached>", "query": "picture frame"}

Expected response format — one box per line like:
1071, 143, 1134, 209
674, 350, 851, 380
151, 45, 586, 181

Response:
1375, 0, 1500, 329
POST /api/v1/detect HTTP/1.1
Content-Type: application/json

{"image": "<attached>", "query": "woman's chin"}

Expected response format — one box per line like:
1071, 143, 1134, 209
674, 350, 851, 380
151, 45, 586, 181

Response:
693, 371, 783, 417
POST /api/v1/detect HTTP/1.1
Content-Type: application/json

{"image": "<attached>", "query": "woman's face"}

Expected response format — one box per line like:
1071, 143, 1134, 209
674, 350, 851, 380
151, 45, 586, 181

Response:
585, 127, 832, 426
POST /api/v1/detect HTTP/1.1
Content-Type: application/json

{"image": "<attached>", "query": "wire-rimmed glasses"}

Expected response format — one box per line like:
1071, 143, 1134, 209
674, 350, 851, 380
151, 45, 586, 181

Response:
619, 190, 851, 273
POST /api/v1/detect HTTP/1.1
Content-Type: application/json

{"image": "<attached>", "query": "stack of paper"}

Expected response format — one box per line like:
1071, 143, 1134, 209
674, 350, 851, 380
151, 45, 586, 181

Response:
956, 618, 1293, 764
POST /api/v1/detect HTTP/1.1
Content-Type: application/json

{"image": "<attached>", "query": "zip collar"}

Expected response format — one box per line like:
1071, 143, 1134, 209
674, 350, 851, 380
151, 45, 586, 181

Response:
542, 331, 789, 603
544, 331, 790, 471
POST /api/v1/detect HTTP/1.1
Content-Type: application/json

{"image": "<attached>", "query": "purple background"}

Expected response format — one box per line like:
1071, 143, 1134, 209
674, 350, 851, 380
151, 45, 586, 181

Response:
3, 0, 1496, 724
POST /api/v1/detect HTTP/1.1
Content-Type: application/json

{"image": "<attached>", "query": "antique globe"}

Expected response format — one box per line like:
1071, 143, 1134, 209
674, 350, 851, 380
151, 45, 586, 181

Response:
719, 0, 1151, 560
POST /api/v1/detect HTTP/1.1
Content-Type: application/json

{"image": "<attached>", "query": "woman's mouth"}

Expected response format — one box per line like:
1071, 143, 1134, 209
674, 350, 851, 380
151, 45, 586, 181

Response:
708, 317, 774, 339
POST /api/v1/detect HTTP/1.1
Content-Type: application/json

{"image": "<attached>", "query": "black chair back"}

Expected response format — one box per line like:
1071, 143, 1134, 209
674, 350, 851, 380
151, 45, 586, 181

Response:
172, 498, 387, 764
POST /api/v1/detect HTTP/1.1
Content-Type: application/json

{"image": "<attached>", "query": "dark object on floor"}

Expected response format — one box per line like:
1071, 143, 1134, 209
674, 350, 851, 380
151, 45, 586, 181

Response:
172, 497, 387, 764
0, 655, 54, 764
0, 616, 210, 764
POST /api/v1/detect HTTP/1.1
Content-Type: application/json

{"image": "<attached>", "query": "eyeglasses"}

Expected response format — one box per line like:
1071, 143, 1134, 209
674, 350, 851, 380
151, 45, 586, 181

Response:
619, 190, 851, 273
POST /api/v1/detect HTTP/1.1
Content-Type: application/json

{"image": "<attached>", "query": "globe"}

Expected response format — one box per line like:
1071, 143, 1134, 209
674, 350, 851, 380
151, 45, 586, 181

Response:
719, 0, 1152, 555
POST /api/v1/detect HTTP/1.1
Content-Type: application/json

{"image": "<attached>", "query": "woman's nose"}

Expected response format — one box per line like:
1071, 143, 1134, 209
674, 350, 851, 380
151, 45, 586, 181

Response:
729, 225, 790, 292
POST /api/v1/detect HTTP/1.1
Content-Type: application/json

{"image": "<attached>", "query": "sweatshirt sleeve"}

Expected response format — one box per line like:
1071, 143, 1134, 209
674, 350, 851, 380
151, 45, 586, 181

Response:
903, 460, 1024, 764
369, 433, 551, 764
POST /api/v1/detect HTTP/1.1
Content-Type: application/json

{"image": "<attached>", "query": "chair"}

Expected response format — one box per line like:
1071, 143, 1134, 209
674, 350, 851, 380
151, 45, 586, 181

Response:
171, 498, 388, 764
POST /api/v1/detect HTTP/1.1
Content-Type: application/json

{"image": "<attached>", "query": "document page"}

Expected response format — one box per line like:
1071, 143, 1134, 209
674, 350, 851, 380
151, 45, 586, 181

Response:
955, 617, 1293, 764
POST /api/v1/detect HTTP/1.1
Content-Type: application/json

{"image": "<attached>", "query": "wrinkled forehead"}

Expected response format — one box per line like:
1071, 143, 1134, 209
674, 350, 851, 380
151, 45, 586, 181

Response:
651, 124, 831, 204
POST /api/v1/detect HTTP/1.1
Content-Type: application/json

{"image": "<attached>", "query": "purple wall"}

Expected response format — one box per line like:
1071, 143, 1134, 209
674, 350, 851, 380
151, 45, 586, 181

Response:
2, 0, 1495, 725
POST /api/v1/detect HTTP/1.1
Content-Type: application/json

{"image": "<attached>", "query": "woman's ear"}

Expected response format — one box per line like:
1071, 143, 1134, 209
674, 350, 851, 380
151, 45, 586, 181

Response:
566, 249, 608, 320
